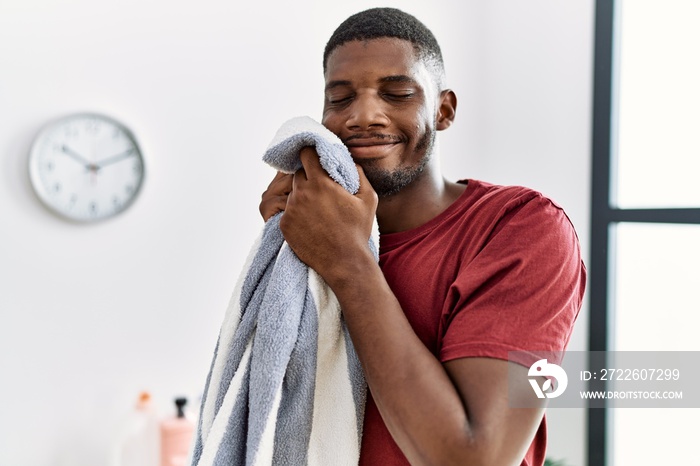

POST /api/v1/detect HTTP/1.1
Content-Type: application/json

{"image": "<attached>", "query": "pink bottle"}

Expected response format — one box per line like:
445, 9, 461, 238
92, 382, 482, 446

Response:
160, 397, 194, 466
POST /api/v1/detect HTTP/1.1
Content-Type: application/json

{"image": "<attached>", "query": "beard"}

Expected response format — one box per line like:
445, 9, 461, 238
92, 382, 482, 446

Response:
359, 128, 435, 198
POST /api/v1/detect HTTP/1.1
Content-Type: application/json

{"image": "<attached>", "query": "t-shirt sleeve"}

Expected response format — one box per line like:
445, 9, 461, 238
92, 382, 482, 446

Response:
439, 192, 586, 368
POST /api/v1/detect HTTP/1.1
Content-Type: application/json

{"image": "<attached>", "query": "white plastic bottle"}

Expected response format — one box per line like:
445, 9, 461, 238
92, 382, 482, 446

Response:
113, 391, 160, 466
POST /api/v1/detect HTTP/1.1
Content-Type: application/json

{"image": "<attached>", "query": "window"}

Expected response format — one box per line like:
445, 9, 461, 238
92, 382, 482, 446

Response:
590, 1, 700, 465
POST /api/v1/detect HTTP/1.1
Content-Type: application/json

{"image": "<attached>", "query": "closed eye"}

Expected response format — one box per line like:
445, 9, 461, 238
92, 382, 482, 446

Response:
327, 95, 354, 105
383, 93, 414, 101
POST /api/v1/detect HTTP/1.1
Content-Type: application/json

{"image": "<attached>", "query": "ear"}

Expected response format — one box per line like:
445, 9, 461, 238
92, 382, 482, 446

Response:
436, 89, 457, 131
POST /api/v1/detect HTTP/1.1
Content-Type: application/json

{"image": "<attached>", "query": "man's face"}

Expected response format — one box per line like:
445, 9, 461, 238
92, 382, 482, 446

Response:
322, 38, 441, 197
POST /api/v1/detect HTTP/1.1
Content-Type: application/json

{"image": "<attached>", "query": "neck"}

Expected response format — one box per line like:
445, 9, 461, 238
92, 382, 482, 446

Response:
375, 159, 466, 234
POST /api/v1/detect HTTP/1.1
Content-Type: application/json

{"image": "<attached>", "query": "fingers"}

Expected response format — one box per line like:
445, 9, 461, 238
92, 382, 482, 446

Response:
270, 170, 287, 183
265, 148, 322, 217
292, 167, 306, 192
355, 163, 379, 205
260, 171, 293, 222
355, 163, 369, 192
298, 147, 323, 178
260, 196, 289, 222
272, 149, 376, 212
266, 171, 293, 194
294, 146, 324, 191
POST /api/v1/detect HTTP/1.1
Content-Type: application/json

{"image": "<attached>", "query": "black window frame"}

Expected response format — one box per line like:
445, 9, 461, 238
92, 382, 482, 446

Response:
589, 1, 700, 465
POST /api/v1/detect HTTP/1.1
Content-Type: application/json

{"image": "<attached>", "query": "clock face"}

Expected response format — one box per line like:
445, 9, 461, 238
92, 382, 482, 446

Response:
28, 113, 145, 222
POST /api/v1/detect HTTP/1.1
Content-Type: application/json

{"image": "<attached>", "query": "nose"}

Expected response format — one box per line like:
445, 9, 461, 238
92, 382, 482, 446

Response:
345, 92, 390, 131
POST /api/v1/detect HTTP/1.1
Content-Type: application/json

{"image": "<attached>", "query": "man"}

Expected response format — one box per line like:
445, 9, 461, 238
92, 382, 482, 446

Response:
260, 8, 585, 466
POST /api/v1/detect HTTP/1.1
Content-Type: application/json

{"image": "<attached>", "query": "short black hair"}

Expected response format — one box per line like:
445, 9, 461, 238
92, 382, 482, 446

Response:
323, 8, 446, 89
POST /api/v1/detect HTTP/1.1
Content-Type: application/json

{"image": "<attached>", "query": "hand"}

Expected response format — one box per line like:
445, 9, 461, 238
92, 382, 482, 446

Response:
259, 171, 293, 222
279, 147, 378, 283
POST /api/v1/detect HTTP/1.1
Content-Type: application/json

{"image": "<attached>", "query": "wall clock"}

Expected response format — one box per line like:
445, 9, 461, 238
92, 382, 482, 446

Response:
28, 113, 145, 222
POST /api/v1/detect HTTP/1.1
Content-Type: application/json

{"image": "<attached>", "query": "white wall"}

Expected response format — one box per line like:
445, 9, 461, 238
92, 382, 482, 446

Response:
0, 1, 593, 465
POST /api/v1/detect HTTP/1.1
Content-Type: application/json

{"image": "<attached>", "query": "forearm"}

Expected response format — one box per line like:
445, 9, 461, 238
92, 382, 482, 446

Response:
274, 151, 544, 464
324, 253, 478, 465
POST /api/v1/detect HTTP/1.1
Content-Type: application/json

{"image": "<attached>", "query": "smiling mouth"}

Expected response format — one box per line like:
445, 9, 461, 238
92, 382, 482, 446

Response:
344, 134, 403, 158
346, 140, 399, 148
345, 141, 400, 158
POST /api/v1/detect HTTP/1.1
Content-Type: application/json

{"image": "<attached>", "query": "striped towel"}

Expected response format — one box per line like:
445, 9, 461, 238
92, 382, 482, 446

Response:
191, 117, 376, 466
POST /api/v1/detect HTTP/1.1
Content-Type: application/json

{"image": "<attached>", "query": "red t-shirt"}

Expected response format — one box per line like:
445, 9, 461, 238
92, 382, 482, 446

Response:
359, 179, 586, 466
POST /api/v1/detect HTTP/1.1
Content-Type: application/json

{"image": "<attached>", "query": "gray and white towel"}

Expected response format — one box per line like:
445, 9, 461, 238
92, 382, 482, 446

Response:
191, 116, 377, 466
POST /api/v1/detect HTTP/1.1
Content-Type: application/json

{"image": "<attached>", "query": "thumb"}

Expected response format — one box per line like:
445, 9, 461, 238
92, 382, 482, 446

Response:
355, 163, 378, 203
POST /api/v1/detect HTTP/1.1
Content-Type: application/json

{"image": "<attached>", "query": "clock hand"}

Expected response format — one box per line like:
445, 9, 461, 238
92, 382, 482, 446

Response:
96, 148, 136, 169
61, 145, 94, 168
